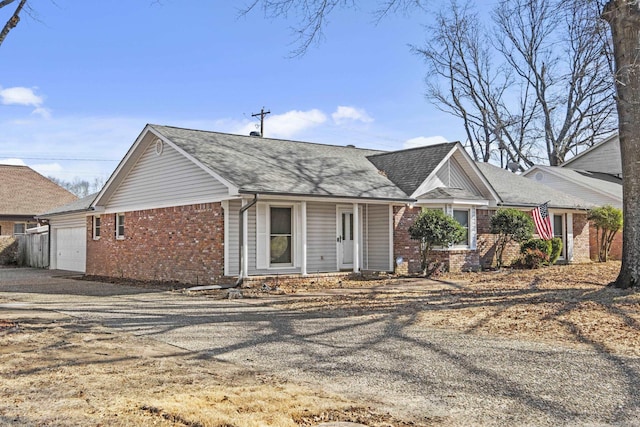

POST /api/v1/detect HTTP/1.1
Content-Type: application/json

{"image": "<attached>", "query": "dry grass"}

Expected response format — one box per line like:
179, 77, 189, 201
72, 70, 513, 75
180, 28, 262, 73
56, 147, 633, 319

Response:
282, 261, 640, 357
2, 262, 638, 426
0, 316, 423, 426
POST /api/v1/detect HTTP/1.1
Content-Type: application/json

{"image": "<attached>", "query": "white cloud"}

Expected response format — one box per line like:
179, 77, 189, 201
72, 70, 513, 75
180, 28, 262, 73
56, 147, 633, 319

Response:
236, 109, 327, 139
31, 162, 64, 177
0, 158, 27, 166
403, 135, 449, 149
1, 86, 44, 107
1, 86, 51, 119
332, 106, 374, 125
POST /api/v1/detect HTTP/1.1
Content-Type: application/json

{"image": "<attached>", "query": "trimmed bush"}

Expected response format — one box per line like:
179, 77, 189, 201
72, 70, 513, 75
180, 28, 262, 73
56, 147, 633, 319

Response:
490, 208, 535, 268
549, 237, 563, 265
520, 239, 552, 269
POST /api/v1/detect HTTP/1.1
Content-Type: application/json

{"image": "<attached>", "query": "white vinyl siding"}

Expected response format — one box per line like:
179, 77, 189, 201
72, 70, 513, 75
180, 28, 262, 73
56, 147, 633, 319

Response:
107, 138, 229, 211
435, 157, 482, 196
225, 199, 241, 275
564, 139, 621, 175
364, 204, 391, 271
532, 171, 621, 208
307, 202, 337, 273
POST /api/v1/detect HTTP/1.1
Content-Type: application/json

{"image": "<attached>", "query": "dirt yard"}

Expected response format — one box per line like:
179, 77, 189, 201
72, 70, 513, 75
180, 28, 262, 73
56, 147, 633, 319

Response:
1, 262, 638, 426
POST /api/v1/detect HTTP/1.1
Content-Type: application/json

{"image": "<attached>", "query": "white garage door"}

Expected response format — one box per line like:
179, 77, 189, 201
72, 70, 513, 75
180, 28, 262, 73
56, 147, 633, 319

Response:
55, 227, 86, 272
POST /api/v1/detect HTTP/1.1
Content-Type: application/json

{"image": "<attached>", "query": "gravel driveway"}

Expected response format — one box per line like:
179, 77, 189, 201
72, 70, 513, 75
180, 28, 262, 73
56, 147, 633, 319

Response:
1, 268, 639, 426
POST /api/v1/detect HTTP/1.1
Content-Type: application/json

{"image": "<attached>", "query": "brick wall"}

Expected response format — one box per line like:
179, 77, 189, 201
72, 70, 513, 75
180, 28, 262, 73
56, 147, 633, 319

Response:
86, 203, 224, 285
476, 209, 522, 268
571, 213, 591, 263
393, 205, 481, 273
589, 223, 622, 261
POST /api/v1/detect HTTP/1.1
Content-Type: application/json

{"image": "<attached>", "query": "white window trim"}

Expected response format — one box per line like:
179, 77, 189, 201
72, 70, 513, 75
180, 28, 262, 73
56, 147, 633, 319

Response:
115, 213, 125, 240
420, 205, 476, 251
256, 202, 301, 270
93, 215, 101, 240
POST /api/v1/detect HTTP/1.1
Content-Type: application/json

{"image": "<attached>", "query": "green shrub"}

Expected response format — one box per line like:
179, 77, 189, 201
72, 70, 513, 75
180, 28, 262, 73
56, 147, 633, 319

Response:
520, 239, 552, 269
588, 205, 623, 262
490, 208, 535, 268
549, 237, 563, 265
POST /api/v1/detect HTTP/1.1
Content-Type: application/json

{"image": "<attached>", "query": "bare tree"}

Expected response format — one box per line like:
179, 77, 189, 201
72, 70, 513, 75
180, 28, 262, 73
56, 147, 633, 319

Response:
602, 0, 640, 289
416, 0, 616, 169
0, 0, 28, 48
242, 0, 426, 57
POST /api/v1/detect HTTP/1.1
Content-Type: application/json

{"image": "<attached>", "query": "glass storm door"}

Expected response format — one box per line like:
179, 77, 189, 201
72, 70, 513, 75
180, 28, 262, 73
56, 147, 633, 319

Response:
337, 208, 354, 269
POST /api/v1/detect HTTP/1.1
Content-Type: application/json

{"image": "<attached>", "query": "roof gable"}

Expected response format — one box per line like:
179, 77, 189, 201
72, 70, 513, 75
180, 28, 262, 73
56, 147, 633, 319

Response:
0, 165, 77, 216
562, 134, 621, 175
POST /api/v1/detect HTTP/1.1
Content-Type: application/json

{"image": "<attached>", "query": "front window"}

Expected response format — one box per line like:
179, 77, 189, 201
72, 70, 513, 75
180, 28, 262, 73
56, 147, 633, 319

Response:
116, 213, 125, 239
270, 207, 292, 265
453, 209, 470, 246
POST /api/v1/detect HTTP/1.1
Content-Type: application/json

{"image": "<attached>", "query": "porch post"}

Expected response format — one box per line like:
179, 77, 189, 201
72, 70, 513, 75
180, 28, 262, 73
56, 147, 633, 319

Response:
301, 201, 307, 275
566, 213, 574, 263
353, 202, 360, 273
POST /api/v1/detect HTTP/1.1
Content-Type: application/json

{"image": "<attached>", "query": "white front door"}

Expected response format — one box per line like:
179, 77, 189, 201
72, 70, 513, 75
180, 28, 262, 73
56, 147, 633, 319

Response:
337, 207, 354, 269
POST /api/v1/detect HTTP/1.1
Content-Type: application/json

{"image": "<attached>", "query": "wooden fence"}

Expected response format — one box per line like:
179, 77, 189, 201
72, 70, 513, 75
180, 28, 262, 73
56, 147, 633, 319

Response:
15, 225, 49, 268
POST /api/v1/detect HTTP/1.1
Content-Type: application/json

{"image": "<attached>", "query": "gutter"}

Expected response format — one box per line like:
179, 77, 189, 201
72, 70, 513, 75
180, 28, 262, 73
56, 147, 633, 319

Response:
235, 194, 259, 287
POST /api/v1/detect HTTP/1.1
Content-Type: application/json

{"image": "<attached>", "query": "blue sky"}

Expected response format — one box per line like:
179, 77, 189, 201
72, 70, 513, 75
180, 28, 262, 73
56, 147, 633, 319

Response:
0, 1, 465, 184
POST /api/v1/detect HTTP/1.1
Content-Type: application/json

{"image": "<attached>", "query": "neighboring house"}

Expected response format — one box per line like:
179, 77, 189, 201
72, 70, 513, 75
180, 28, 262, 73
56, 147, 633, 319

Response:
38, 193, 98, 273
0, 165, 77, 236
70, 124, 593, 285
523, 135, 623, 260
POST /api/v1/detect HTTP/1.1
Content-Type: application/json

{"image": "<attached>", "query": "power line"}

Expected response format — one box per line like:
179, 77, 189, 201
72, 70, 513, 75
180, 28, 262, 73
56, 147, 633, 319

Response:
0, 156, 119, 162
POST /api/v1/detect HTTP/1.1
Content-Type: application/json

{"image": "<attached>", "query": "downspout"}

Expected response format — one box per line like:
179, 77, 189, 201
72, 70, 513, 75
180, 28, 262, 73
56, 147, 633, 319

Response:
235, 194, 259, 287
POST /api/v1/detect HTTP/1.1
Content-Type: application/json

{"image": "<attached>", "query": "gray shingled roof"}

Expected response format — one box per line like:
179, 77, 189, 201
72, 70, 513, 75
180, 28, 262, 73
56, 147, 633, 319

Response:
476, 162, 594, 209
39, 193, 98, 217
150, 125, 411, 201
366, 143, 457, 196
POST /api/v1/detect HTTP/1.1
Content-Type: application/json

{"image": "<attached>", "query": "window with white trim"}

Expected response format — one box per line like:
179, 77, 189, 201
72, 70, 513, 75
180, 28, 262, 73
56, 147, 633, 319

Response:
13, 223, 25, 235
115, 213, 125, 239
270, 206, 292, 265
93, 216, 101, 239
453, 209, 470, 247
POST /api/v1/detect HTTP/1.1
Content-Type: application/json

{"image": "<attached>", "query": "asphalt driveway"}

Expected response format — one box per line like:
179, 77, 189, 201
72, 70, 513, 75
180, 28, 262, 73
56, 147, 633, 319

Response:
1, 268, 639, 426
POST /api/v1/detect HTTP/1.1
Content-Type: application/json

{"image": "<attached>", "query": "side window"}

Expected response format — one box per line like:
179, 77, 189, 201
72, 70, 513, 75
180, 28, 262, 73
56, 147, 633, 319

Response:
115, 213, 125, 239
13, 223, 25, 235
93, 216, 101, 239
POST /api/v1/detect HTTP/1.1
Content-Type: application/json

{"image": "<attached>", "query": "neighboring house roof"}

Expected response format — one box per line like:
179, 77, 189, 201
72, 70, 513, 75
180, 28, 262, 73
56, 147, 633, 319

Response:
366, 143, 457, 196
0, 165, 78, 216
476, 162, 594, 209
524, 165, 622, 204
39, 192, 99, 217
148, 125, 411, 201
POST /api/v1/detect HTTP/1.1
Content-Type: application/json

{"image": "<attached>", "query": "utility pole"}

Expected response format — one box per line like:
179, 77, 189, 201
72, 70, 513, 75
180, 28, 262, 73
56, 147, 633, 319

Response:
251, 107, 270, 137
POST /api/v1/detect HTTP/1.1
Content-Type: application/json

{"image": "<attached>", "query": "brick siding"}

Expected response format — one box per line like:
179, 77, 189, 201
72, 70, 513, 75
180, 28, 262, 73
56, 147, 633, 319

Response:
589, 223, 622, 261
86, 203, 224, 285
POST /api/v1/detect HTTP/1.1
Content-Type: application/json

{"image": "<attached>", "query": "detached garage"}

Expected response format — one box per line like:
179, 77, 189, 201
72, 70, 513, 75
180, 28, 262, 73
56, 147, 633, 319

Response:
38, 194, 96, 273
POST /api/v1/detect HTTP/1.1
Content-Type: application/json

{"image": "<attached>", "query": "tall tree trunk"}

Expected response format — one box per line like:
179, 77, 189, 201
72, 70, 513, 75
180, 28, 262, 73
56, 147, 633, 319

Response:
603, 1, 640, 288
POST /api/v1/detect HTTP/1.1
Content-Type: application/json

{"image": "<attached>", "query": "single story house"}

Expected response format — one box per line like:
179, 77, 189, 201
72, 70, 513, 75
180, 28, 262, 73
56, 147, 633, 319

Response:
42, 124, 593, 282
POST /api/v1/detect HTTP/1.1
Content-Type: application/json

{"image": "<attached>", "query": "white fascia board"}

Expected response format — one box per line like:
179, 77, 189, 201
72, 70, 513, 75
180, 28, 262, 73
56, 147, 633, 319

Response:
239, 193, 406, 205
415, 198, 489, 206
452, 144, 502, 203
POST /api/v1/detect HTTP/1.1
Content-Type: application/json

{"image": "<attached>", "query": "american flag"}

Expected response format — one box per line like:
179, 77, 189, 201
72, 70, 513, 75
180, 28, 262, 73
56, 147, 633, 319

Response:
531, 202, 553, 240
